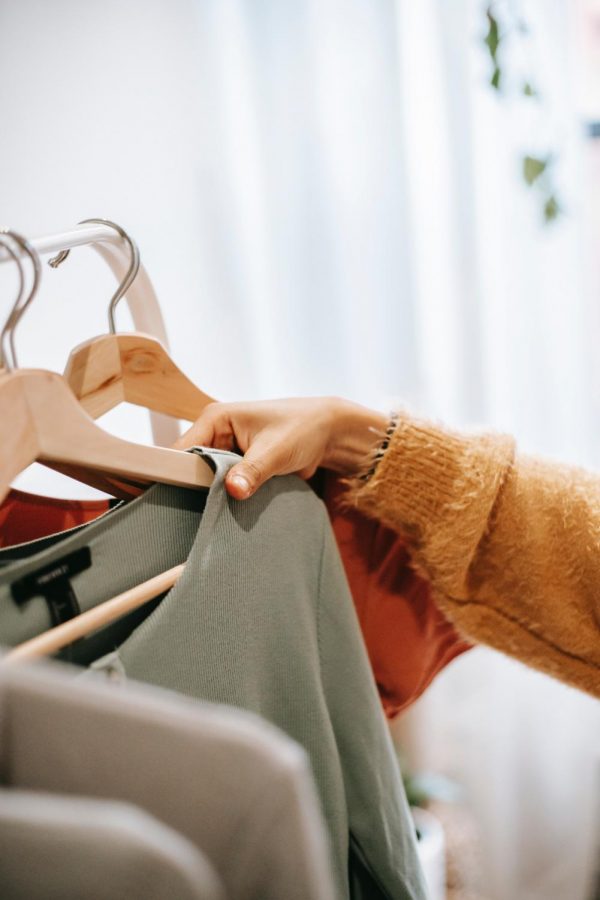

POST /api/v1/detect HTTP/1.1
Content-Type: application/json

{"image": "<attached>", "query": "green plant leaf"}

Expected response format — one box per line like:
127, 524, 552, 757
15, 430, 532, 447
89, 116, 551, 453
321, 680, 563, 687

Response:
484, 9, 501, 59
402, 774, 430, 810
523, 82, 537, 97
544, 195, 560, 221
491, 66, 501, 89
523, 155, 548, 185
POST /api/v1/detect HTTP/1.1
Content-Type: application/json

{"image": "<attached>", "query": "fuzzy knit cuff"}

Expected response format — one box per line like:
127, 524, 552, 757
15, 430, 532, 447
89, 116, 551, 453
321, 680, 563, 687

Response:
346, 412, 515, 597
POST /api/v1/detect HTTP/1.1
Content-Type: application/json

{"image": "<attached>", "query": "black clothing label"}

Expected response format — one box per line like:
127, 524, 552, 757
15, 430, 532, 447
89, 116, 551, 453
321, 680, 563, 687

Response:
11, 547, 91, 626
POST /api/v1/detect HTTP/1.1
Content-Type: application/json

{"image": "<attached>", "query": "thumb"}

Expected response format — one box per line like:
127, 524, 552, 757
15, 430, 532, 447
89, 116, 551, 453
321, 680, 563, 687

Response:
225, 438, 284, 500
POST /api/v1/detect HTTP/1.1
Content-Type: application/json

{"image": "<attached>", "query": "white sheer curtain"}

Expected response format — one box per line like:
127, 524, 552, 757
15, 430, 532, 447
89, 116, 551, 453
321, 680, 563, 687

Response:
188, 0, 421, 407
0, 1, 598, 898
396, 3, 600, 899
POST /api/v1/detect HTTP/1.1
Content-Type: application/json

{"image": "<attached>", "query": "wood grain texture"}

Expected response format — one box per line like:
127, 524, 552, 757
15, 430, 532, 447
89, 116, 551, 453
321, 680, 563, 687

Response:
64, 333, 215, 421
0, 368, 214, 504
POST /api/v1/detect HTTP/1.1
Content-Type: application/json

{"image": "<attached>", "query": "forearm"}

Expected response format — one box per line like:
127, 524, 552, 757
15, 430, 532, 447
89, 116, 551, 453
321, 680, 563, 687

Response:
322, 399, 389, 477
349, 411, 600, 697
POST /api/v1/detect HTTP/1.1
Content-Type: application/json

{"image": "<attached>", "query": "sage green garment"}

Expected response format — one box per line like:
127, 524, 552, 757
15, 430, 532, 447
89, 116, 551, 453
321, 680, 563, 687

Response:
0, 448, 426, 900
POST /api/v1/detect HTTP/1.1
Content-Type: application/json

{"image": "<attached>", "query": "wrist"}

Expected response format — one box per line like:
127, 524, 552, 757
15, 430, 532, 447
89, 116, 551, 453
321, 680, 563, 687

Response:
322, 398, 389, 476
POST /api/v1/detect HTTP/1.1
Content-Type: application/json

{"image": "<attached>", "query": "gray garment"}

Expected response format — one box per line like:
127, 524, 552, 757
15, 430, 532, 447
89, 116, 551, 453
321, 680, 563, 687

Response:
0, 448, 426, 900
0, 659, 335, 900
0, 789, 225, 900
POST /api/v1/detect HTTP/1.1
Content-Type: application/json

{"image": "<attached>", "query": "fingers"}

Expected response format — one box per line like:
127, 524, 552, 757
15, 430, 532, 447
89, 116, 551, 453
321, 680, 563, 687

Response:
226, 465, 258, 500
173, 403, 285, 499
171, 397, 341, 501
173, 403, 233, 452
225, 435, 293, 499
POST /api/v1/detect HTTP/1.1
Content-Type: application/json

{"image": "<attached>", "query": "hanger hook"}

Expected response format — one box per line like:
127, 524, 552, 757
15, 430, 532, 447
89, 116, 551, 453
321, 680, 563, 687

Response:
0, 229, 41, 371
48, 218, 140, 334
0, 234, 25, 371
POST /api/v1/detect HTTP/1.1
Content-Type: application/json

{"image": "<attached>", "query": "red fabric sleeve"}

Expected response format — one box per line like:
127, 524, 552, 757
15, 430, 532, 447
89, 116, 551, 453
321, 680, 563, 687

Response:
313, 471, 471, 717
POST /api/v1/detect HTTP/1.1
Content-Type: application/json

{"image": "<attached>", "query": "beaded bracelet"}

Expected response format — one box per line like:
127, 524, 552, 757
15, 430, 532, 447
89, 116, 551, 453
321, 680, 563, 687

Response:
359, 412, 399, 482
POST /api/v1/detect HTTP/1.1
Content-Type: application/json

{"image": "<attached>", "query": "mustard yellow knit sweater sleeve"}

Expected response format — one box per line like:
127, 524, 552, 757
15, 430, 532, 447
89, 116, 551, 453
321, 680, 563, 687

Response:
350, 413, 600, 698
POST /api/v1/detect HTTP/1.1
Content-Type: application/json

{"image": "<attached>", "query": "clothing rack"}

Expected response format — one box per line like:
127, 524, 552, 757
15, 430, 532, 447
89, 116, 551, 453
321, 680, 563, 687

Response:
0, 223, 179, 446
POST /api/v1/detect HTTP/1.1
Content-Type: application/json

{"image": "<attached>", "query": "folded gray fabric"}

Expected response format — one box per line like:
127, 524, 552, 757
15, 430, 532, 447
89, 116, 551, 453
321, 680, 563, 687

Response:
0, 788, 225, 900
0, 659, 336, 900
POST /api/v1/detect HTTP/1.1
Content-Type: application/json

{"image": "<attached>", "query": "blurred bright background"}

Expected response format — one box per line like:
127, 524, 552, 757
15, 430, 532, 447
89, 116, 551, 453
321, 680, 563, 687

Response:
0, 1, 599, 898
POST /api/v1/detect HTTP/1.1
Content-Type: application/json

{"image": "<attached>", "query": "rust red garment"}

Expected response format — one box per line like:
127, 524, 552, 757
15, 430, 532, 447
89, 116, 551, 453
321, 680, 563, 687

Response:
0, 489, 112, 547
0, 477, 470, 717
313, 472, 471, 717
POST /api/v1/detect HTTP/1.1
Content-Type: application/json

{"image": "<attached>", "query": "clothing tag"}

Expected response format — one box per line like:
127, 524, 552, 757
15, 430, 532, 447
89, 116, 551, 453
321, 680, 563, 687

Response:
11, 546, 92, 626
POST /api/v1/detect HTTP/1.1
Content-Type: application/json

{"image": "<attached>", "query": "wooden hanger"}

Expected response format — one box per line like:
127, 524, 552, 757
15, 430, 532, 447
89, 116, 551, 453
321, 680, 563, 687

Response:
0, 368, 213, 504
0, 230, 214, 505
3, 564, 185, 663
56, 219, 214, 424
64, 331, 214, 422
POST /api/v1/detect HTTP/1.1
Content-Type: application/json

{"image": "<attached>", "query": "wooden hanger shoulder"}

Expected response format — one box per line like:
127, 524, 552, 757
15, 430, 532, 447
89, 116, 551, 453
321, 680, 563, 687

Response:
64, 333, 215, 421
0, 371, 38, 501
0, 368, 214, 504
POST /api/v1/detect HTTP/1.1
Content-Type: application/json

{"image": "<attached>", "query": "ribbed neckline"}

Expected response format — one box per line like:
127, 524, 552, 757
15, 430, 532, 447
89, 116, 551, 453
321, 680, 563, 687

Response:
0, 448, 231, 579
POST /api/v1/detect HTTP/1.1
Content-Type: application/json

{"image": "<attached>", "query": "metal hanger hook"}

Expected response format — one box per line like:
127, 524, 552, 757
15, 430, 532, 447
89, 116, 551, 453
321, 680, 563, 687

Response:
48, 218, 140, 334
0, 234, 25, 371
0, 229, 41, 371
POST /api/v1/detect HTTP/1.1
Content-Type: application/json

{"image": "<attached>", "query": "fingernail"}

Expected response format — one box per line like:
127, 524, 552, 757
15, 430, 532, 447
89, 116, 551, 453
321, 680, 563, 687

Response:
229, 474, 250, 497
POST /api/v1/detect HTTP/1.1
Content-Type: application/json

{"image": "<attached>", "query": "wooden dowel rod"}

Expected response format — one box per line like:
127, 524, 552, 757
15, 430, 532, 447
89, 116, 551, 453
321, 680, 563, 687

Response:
3, 564, 185, 663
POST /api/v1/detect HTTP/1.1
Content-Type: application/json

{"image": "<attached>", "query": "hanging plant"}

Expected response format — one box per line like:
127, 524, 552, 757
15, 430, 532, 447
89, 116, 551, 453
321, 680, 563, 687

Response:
483, 4, 562, 222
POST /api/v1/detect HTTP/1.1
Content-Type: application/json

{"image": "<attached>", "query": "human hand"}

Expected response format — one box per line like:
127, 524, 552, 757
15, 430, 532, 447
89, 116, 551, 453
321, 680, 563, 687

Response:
173, 397, 388, 500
